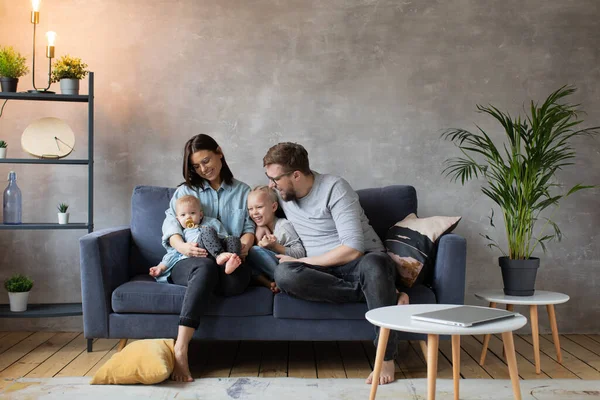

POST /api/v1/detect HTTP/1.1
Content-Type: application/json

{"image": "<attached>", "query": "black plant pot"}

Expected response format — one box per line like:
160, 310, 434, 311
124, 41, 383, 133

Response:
0, 77, 18, 92
499, 256, 539, 296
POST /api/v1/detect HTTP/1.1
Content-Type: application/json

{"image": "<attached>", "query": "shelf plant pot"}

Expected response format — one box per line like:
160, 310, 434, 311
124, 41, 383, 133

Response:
58, 212, 69, 224
0, 77, 18, 93
0, 148, 6, 158
499, 256, 539, 296
59, 79, 79, 95
8, 291, 29, 312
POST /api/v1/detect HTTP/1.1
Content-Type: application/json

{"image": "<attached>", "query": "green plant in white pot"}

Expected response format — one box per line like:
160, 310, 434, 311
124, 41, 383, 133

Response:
4, 274, 34, 312
51, 55, 88, 95
443, 86, 599, 296
0, 140, 6, 159
57, 202, 69, 224
0, 46, 29, 92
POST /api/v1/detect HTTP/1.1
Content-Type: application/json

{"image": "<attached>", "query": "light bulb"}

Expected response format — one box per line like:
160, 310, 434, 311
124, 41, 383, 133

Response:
46, 31, 57, 46
31, 0, 41, 12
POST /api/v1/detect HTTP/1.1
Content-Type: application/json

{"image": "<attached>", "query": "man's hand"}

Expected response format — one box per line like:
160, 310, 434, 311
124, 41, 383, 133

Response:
276, 254, 298, 263
177, 242, 208, 258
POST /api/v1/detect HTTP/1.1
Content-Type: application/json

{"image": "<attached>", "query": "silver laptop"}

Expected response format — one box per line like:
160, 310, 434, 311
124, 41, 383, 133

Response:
411, 306, 517, 327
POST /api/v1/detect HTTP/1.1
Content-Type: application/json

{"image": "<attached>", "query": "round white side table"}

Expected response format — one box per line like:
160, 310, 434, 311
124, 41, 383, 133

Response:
366, 304, 527, 400
475, 289, 570, 374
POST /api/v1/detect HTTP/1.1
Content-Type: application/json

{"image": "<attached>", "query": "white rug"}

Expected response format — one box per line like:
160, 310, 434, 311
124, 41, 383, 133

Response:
1, 377, 599, 399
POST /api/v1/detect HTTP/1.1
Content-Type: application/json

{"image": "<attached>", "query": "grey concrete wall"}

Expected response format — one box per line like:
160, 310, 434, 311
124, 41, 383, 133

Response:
0, 0, 598, 332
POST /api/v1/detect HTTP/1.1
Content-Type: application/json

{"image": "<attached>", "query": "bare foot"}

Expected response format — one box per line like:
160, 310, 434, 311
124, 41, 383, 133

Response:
269, 281, 281, 294
255, 275, 280, 293
171, 344, 193, 382
224, 254, 242, 274
216, 252, 232, 266
398, 291, 409, 305
365, 359, 396, 385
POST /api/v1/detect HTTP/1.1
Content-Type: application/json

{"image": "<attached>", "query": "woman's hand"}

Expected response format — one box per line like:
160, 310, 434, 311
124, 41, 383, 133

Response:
177, 242, 208, 258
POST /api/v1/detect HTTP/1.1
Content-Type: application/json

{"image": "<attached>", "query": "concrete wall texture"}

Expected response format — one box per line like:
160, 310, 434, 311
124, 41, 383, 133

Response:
0, 0, 598, 332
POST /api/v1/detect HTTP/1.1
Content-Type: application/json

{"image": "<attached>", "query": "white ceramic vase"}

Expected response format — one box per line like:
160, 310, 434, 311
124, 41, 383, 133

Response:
0, 148, 6, 158
58, 212, 69, 224
8, 291, 29, 312
60, 79, 80, 95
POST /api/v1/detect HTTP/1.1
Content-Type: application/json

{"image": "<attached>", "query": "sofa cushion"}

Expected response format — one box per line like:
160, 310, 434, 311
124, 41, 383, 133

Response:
112, 275, 273, 317
386, 213, 461, 288
273, 284, 436, 319
130, 186, 176, 276
357, 186, 418, 241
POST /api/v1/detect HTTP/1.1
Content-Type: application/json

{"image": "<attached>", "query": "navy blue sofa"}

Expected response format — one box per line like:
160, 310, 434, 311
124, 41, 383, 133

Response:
79, 185, 466, 351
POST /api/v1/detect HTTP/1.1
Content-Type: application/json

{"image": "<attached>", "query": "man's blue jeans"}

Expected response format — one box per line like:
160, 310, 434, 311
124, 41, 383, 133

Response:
274, 252, 400, 361
247, 246, 279, 280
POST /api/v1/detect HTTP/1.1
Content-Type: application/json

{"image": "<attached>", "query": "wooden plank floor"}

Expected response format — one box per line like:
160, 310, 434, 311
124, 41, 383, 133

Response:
1, 333, 600, 384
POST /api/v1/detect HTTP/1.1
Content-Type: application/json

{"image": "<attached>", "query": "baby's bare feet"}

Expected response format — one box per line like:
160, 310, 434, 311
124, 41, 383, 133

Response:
216, 252, 232, 266
224, 254, 242, 274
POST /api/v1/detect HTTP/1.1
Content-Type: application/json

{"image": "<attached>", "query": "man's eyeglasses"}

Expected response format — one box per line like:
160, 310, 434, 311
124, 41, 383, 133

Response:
266, 171, 294, 185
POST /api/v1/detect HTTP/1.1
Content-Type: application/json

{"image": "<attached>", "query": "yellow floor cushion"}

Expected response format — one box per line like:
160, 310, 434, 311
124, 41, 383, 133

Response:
90, 339, 175, 385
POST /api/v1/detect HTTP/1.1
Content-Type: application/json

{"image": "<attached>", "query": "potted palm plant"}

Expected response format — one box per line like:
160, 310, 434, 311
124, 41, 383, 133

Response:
0, 140, 6, 159
443, 86, 599, 295
4, 274, 34, 312
51, 55, 89, 95
0, 46, 29, 92
57, 202, 69, 224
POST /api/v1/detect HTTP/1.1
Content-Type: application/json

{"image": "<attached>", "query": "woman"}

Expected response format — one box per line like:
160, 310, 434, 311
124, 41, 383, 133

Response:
162, 134, 255, 382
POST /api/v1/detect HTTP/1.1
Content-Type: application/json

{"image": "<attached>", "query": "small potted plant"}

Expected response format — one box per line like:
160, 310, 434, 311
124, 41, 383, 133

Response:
4, 274, 34, 312
57, 203, 69, 224
0, 140, 6, 158
51, 55, 89, 95
0, 46, 29, 92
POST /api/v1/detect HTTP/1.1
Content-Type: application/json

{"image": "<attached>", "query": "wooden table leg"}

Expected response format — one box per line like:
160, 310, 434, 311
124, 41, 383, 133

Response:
480, 302, 497, 365
369, 327, 390, 400
547, 304, 562, 363
501, 331, 522, 400
530, 305, 541, 374
502, 304, 515, 358
427, 334, 440, 400
452, 335, 460, 400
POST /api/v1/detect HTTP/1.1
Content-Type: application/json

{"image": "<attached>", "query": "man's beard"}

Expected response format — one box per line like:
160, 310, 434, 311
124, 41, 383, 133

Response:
279, 187, 297, 202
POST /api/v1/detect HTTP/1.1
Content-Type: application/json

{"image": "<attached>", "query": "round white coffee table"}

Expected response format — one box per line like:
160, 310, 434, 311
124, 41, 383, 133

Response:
475, 289, 570, 374
366, 304, 527, 400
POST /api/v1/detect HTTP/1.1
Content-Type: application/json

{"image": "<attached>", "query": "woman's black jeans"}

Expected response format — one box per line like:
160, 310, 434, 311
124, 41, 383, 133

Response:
170, 257, 251, 329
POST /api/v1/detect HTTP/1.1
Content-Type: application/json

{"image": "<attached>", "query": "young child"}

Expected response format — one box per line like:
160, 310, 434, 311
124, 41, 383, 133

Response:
246, 185, 305, 293
149, 195, 242, 281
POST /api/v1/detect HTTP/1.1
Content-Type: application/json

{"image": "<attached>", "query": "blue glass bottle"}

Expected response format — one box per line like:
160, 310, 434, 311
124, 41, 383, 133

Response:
3, 171, 22, 224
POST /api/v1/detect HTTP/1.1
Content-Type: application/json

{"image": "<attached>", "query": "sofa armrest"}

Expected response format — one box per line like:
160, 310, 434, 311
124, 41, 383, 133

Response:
79, 226, 131, 338
432, 233, 467, 305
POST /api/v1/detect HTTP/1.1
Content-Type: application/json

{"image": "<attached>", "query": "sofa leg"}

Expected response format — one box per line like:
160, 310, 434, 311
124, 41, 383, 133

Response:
87, 339, 93, 353
117, 339, 128, 352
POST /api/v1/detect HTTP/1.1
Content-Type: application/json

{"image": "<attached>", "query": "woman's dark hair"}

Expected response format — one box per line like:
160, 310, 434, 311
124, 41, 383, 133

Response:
182, 134, 234, 188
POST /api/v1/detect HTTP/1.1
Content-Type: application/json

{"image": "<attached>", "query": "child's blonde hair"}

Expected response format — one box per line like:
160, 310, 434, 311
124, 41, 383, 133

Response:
176, 195, 202, 211
250, 185, 278, 204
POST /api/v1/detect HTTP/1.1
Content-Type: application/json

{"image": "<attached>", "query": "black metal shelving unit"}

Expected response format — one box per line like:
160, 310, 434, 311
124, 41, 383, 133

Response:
0, 73, 94, 318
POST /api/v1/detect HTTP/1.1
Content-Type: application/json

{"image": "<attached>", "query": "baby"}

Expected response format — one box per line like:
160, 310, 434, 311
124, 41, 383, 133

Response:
246, 186, 305, 293
150, 195, 242, 280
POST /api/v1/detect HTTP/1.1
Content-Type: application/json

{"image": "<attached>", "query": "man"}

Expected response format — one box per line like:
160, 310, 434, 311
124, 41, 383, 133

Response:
263, 142, 408, 385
